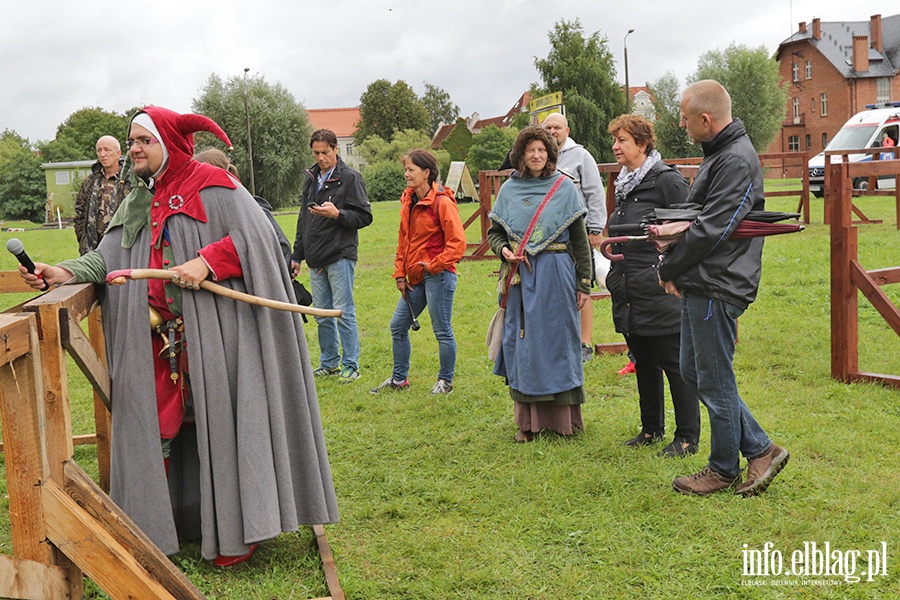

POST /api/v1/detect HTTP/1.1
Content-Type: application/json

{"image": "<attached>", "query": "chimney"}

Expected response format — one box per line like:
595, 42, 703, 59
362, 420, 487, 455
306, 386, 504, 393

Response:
853, 35, 869, 72
799, 21, 807, 34
812, 18, 821, 40
870, 14, 883, 53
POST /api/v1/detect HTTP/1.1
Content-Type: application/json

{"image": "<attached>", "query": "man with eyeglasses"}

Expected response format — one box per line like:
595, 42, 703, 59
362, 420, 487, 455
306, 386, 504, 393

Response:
74, 135, 132, 254
19, 106, 338, 567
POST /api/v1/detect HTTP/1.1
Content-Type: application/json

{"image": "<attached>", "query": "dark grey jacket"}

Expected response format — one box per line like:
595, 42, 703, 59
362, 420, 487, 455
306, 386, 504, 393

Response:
658, 119, 765, 309
606, 161, 689, 336
292, 156, 372, 269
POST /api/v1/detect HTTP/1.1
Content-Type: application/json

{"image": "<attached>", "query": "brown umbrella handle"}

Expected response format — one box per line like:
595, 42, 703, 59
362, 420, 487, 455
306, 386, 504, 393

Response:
106, 268, 341, 318
598, 235, 648, 262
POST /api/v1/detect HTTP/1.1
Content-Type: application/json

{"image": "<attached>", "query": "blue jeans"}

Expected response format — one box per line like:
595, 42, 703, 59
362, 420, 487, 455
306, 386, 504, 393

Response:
679, 295, 771, 478
309, 257, 360, 370
389, 270, 457, 382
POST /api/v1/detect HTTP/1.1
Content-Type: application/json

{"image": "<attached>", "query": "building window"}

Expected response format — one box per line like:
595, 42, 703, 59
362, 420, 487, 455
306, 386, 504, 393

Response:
792, 97, 800, 120
811, 98, 816, 113
345, 142, 354, 155
806, 134, 811, 149
805, 60, 812, 79
788, 135, 800, 152
877, 78, 891, 104
820, 93, 828, 116
55, 171, 70, 185
822, 132, 828, 147
792, 63, 799, 82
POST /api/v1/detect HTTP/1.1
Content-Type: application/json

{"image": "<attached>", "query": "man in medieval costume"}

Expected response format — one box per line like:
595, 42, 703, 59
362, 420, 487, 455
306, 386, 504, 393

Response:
20, 106, 339, 566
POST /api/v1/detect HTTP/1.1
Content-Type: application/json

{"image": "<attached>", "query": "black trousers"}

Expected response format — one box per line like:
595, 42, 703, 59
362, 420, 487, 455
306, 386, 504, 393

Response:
625, 332, 700, 442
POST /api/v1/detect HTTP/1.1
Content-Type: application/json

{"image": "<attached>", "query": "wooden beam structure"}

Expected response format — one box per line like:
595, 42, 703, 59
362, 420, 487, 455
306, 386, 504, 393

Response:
828, 158, 900, 389
0, 283, 344, 599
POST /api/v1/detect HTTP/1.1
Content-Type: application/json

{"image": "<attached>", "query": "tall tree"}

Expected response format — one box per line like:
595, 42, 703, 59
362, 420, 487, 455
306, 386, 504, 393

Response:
649, 72, 700, 159
0, 149, 46, 222
0, 129, 31, 167
193, 72, 313, 208
42, 107, 130, 163
441, 118, 473, 162
691, 43, 787, 152
421, 82, 459, 135
534, 19, 624, 163
355, 79, 429, 143
467, 125, 519, 175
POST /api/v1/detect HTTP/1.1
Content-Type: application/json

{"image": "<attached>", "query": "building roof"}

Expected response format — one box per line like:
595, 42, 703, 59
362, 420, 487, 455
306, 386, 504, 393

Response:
472, 91, 531, 132
779, 14, 900, 78
306, 107, 361, 138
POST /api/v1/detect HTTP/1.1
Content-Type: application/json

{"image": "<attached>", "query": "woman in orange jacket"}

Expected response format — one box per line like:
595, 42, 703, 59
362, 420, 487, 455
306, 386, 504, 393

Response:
371, 149, 466, 395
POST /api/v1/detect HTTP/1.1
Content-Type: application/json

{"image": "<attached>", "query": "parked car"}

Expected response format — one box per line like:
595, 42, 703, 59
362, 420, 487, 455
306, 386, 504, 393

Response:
808, 103, 900, 197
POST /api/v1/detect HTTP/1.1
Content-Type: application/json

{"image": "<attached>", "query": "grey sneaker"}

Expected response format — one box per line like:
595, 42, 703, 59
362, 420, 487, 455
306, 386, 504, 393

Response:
369, 377, 410, 394
673, 466, 740, 496
313, 366, 341, 378
735, 444, 789, 496
581, 343, 593, 363
338, 365, 360, 384
431, 379, 453, 394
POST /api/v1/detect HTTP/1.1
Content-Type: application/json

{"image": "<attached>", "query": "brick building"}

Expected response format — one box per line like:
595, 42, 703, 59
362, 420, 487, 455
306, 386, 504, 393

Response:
769, 13, 900, 159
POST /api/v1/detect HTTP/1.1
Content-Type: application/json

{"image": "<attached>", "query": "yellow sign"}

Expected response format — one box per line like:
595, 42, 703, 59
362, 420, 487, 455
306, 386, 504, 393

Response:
529, 92, 563, 112
528, 92, 564, 126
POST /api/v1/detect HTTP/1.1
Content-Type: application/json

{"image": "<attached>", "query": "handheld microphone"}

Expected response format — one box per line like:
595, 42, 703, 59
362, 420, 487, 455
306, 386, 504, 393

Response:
6, 238, 49, 290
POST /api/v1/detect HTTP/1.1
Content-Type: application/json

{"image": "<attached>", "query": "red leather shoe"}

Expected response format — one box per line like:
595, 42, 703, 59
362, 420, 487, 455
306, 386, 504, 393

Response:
213, 543, 259, 567
617, 361, 636, 375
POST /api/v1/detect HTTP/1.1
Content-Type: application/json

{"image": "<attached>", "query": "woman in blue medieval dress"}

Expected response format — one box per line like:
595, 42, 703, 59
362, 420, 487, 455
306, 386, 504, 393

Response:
488, 126, 593, 442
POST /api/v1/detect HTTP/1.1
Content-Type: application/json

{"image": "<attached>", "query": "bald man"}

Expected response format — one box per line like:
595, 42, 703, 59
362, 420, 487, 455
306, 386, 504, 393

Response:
659, 80, 789, 497
542, 112, 607, 362
74, 135, 131, 254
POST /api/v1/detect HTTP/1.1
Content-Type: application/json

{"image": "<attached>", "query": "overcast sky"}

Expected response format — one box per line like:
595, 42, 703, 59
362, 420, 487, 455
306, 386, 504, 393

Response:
1, 0, 897, 143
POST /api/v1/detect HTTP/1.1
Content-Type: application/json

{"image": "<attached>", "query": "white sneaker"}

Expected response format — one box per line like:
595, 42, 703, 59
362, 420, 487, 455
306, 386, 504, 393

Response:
431, 379, 453, 394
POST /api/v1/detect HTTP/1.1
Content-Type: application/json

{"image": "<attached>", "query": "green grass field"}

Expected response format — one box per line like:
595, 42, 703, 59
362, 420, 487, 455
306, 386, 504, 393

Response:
1, 185, 899, 599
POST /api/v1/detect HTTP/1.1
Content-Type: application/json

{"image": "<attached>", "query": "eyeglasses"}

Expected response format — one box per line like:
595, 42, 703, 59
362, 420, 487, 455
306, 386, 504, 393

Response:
126, 136, 160, 150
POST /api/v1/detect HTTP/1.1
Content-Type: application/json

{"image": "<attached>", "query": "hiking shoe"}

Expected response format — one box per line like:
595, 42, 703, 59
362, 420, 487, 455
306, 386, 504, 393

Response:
338, 366, 360, 384
617, 361, 636, 375
673, 466, 741, 496
369, 377, 410, 394
672, 465, 741, 496
313, 366, 340, 378
431, 379, 453, 394
735, 444, 789, 497
581, 343, 594, 363
623, 431, 663, 447
659, 438, 699, 458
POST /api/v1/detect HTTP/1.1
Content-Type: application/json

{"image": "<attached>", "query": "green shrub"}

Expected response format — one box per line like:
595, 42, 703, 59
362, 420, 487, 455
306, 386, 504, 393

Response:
363, 160, 406, 202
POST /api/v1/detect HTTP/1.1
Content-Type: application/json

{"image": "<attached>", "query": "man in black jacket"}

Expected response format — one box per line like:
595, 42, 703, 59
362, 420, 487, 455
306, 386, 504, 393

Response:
292, 129, 372, 382
659, 80, 789, 497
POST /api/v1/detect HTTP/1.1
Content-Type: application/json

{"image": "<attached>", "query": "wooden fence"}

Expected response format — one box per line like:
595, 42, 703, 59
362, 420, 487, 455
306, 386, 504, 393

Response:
0, 281, 342, 599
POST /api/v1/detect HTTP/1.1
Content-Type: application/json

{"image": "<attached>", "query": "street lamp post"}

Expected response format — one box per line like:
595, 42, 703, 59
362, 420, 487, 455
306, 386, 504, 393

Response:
624, 29, 634, 114
242, 67, 256, 195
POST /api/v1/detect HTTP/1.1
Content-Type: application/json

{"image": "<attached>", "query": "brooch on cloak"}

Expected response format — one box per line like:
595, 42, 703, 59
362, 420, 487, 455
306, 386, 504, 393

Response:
168, 195, 185, 211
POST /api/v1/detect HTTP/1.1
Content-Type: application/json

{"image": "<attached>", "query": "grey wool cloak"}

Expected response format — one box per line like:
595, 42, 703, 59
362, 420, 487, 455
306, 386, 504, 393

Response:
67, 182, 339, 559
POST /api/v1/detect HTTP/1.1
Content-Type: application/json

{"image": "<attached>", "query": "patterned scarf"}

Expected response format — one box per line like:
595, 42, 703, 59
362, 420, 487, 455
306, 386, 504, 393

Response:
614, 149, 661, 201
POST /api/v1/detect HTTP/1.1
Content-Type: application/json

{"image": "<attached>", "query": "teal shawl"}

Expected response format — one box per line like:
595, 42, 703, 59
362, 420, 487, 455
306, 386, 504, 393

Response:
489, 172, 586, 255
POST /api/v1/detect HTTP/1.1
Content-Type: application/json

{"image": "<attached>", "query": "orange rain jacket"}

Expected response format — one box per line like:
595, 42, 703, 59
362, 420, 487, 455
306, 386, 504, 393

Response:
393, 182, 466, 285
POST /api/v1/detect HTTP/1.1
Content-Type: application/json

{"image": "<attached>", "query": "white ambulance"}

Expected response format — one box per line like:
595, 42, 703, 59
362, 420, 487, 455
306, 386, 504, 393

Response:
807, 102, 900, 197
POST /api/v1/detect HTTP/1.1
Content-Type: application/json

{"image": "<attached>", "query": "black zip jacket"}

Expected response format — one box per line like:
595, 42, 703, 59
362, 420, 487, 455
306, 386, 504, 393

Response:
658, 119, 765, 309
292, 156, 372, 269
606, 161, 690, 336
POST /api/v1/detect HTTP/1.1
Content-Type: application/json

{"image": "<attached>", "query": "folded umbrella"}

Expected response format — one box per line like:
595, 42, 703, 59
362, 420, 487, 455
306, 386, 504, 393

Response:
601, 208, 804, 261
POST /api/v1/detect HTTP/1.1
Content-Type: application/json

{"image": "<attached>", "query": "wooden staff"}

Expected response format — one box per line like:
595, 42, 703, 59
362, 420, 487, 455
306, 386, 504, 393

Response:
105, 268, 341, 318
